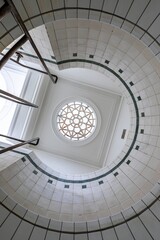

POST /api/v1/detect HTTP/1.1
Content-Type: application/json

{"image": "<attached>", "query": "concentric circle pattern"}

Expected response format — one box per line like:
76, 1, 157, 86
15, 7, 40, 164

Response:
57, 101, 96, 141
0, 0, 160, 238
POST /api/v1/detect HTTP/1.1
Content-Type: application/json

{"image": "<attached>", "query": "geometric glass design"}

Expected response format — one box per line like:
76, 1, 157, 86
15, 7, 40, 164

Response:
57, 101, 96, 141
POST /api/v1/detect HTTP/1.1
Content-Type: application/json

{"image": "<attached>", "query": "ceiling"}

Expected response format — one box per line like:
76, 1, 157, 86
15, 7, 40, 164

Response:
0, 0, 160, 224
32, 68, 122, 168
0, 0, 159, 172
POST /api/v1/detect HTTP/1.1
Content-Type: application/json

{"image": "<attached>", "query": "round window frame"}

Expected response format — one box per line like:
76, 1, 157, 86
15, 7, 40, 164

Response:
52, 97, 101, 146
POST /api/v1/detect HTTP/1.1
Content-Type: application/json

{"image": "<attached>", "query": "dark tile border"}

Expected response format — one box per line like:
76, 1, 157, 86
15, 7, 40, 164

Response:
1, 6, 159, 49
0, 191, 159, 234
0, 59, 139, 184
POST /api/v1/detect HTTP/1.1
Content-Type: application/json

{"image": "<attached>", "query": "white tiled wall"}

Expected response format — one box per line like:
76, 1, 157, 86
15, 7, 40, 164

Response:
0, 185, 160, 240
0, 145, 22, 171
0, 0, 160, 239
0, 151, 159, 222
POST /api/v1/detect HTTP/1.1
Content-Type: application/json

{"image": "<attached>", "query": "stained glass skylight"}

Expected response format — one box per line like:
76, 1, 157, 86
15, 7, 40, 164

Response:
57, 101, 96, 141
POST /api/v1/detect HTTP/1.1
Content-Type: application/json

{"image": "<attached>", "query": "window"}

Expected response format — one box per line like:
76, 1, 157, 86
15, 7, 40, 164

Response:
0, 59, 41, 141
0, 62, 28, 135
57, 101, 96, 141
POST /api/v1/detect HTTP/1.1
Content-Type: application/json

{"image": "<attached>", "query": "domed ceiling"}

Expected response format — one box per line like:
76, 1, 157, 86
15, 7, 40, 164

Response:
0, 0, 160, 226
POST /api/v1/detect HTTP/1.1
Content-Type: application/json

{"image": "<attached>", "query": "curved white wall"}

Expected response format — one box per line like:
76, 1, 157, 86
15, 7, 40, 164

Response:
0, 182, 160, 240
0, 151, 159, 222
0, 0, 160, 239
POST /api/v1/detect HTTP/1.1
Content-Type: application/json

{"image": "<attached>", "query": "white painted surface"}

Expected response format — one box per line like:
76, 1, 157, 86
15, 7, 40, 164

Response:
32, 71, 122, 168
0, 62, 27, 135
57, 68, 122, 94
105, 98, 130, 166
32, 148, 99, 174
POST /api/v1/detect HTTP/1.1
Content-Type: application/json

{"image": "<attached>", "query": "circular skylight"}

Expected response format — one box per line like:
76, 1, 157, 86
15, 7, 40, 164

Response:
57, 101, 96, 141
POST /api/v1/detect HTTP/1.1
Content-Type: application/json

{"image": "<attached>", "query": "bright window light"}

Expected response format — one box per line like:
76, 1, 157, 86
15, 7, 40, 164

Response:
0, 62, 28, 135
57, 101, 96, 141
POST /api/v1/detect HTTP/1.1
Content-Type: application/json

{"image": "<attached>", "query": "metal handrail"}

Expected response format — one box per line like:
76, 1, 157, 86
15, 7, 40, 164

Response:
0, 135, 40, 154
0, 53, 58, 83
5, 0, 58, 84
0, 35, 28, 69
0, 2, 11, 21
0, 89, 38, 108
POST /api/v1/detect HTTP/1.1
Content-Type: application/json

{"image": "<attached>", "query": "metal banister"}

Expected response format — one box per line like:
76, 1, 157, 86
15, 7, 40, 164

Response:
0, 53, 58, 83
5, 0, 58, 84
0, 2, 11, 21
0, 35, 28, 69
0, 89, 38, 108
0, 135, 40, 154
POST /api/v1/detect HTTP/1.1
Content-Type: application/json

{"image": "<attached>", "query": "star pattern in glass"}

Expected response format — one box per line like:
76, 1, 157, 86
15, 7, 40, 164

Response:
57, 101, 96, 141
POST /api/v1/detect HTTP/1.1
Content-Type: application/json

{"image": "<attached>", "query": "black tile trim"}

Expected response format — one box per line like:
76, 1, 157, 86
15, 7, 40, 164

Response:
0, 7, 159, 50
21, 157, 26, 162
121, 129, 127, 139
48, 179, 53, 184
105, 59, 110, 64
126, 160, 131, 165
1, 195, 159, 234
132, 207, 154, 239
130, 0, 151, 35
0, 58, 139, 184
118, 69, 123, 74
99, 180, 104, 185
89, 54, 94, 58
113, 172, 119, 177
137, 96, 142, 101
129, 81, 134, 86
120, 0, 135, 29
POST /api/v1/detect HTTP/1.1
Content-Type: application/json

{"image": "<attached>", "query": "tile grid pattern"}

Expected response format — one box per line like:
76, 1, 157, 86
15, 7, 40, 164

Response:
0, 0, 159, 57
0, 0, 160, 237
0, 152, 159, 221
0, 183, 159, 239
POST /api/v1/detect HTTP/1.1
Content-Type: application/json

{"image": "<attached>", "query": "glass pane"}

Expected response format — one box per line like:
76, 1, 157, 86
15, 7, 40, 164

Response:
57, 101, 96, 141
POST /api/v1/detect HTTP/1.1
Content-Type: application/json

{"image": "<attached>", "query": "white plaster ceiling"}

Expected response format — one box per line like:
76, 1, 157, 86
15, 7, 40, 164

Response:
32, 72, 122, 168
0, 0, 159, 173
3, 16, 159, 170
0, 0, 160, 224
2, 23, 133, 170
